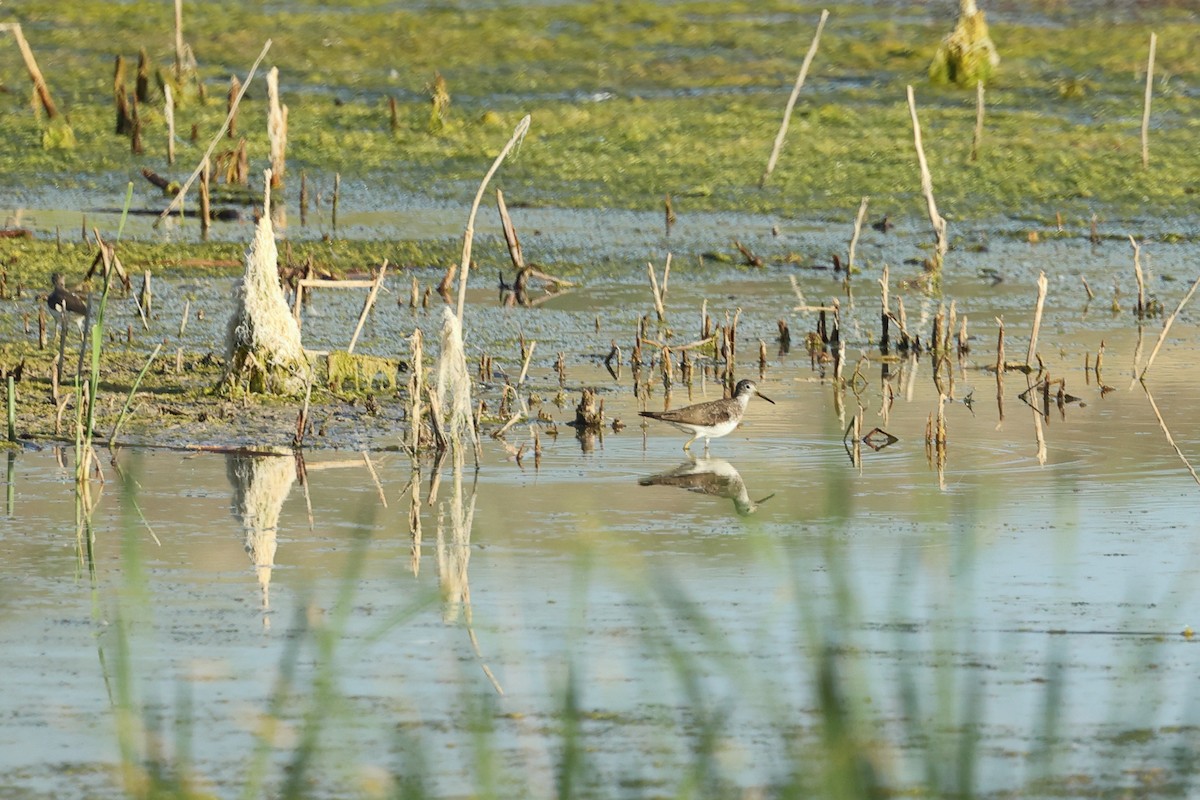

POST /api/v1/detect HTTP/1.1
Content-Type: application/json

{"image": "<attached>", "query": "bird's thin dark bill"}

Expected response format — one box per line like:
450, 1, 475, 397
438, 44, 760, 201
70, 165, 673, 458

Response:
757, 391, 776, 404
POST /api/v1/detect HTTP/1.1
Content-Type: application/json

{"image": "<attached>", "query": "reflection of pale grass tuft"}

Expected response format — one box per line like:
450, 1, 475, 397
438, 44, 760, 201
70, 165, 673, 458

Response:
435, 459, 476, 624
227, 454, 293, 617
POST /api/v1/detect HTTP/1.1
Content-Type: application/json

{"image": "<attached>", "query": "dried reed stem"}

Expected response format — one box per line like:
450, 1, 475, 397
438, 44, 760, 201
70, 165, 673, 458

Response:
1141, 272, 1200, 381
164, 84, 176, 166
332, 173, 340, 233
847, 196, 869, 273
994, 315, 1004, 374
456, 115, 532, 324
408, 329, 424, 452
347, 261, 388, 354
228, 75, 240, 138
1, 23, 60, 118
267, 66, 288, 188
156, 40, 272, 225
199, 157, 211, 236
969, 81, 984, 163
1129, 235, 1146, 317
906, 85, 948, 262
517, 340, 536, 386
647, 259, 667, 322
173, 0, 185, 81
6, 375, 14, 443
497, 189, 524, 270
1142, 32, 1156, 169
760, 9, 829, 187
1026, 271, 1047, 367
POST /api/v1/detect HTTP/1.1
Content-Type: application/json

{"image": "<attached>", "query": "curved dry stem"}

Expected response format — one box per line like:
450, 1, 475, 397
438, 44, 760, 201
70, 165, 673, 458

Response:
455, 114, 531, 323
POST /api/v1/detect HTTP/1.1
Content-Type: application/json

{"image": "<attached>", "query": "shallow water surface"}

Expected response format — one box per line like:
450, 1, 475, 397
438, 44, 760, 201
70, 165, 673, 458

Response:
5, 240, 1200, 796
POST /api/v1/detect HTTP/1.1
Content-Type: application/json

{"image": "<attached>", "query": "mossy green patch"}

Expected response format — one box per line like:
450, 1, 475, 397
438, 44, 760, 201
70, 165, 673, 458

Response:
0, 2, 1194, 225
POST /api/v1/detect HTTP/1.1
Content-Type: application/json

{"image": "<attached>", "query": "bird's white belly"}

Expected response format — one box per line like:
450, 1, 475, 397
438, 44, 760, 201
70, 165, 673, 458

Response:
694, 417, 740, 440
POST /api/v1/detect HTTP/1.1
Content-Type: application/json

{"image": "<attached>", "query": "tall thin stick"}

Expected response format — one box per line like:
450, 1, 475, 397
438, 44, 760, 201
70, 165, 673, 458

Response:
164, 84, 176, 166
906, 85, 948, 262
496, 189, 524, 270
267, 66, 287, 188
347, 261, 388, 354
456, 115, 532, 323
994, 316, 1004, 374
199, 157, 211, 236
517, 340, 536, 386
969, 81, 984, 163
155, 40, 272, 226
1142, 32, 1157, 169
1129, 235, 1146, 317
1026, 271, 1047, 367
647, 260, 667, 322
174, 0, 185, 81
1141, 272, 1200, 381
6, 375, 14, 443
1, 24, 59, 119
332, 173, 341, 233
760, 9, 829, 187
847, 196, 869, 273
409, 329, 424, 452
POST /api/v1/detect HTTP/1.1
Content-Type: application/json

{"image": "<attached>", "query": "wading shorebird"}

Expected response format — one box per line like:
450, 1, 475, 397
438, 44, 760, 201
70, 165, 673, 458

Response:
639, 378, 774, 452
47, 273, 88, 332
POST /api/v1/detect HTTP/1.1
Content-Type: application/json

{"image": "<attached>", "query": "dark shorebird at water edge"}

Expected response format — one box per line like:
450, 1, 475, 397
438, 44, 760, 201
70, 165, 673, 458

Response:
48, 273, 88, 332
640, 378, 774, 452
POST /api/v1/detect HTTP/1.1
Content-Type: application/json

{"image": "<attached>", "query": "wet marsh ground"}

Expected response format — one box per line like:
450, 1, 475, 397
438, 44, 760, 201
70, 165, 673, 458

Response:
3, 0, 1200, 798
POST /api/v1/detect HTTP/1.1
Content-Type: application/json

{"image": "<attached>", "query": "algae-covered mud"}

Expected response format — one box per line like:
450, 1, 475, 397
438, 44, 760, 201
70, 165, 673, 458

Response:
1, 0, 1199, 223
3, 1, 1200, 798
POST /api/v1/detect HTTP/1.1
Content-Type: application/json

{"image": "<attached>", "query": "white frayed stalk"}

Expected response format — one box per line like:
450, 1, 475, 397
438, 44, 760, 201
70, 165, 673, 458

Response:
267, 66, 288, 188
222, 170, 310, 394
435, 306, 477, 451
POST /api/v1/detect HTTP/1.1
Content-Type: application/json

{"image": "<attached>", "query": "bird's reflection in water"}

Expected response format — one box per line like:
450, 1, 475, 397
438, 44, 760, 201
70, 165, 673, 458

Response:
639, 457, 771, 517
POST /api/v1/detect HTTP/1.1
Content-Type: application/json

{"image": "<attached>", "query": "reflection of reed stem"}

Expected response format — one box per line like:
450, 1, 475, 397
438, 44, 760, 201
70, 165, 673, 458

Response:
1143, 384, 1200, 487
